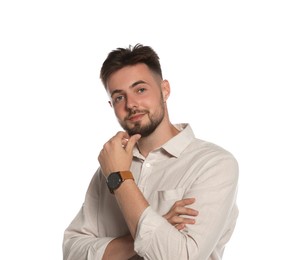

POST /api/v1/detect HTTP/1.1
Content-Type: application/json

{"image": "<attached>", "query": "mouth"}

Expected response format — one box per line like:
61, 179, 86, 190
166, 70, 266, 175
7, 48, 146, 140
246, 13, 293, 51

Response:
128, 113, 145, 122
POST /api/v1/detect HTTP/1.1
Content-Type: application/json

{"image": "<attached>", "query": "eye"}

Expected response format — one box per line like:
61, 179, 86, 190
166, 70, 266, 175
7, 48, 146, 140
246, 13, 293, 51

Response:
113, 95, 125, 104
137, 88, 146, 94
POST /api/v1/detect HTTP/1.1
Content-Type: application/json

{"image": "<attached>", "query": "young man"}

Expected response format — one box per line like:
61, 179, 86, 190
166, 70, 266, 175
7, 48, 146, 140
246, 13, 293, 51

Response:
63, 44, 239, 260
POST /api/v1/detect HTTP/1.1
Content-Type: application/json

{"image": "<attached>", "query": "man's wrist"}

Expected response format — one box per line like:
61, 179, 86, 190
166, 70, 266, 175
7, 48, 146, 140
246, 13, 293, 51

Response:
106, 171, 134, 194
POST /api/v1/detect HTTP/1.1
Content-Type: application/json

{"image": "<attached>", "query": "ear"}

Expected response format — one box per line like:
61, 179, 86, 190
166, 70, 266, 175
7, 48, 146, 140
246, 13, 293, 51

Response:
161, 80, 170, 102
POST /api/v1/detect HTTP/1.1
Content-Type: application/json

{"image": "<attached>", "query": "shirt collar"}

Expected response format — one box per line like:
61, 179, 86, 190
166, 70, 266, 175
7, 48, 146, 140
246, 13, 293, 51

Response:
133, 123, 195, 159
162, 123, 195, 157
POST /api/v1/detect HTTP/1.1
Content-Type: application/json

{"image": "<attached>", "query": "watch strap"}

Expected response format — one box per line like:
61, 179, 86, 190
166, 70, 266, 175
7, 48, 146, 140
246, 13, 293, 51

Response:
107, 170, 134, 194
120, 170, 134, 181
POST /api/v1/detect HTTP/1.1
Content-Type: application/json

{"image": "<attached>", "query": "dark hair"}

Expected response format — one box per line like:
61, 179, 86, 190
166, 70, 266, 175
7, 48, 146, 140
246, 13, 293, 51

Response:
100, 44, 163, 88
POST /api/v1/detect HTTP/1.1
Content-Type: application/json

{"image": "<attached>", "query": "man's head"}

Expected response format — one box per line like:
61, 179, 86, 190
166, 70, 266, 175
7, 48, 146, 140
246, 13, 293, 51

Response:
100, 44, 170, 137
100, 44, 163, 89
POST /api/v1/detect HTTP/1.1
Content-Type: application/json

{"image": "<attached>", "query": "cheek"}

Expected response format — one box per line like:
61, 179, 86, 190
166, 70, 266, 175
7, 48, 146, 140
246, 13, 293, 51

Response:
151, 94, 164, 108
113, 105, 126, 119
114, 109, 121, 118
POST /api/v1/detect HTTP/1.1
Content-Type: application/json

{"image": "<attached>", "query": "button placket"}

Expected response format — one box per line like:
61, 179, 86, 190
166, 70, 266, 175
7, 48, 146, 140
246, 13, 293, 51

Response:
138, 160, 153, 189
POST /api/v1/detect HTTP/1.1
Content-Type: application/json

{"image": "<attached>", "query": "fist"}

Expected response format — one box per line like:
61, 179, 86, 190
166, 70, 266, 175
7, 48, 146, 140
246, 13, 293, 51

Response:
98, 131, 141, 177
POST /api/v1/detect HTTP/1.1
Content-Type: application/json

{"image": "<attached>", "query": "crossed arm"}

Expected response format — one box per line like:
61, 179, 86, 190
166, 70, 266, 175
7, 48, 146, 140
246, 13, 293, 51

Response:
102, 197, 198, 260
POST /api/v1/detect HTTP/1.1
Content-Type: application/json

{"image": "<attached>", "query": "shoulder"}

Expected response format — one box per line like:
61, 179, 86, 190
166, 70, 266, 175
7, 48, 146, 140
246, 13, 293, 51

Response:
186, 138, 236, 160
183, 138, 239, 179
85, 168, 107, 198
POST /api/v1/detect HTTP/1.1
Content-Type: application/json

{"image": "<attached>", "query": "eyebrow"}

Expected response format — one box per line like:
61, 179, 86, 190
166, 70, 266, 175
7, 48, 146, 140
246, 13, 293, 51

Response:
110, 80, 147, 97
131, 80, 146, 87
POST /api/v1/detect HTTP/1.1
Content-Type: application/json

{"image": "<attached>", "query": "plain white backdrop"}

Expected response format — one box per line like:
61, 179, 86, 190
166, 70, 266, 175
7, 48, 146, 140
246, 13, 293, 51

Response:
0, 0, 294, 259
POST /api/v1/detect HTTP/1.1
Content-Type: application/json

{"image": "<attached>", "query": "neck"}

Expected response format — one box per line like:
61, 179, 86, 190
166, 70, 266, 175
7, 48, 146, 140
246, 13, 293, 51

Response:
137, 120, 179, 158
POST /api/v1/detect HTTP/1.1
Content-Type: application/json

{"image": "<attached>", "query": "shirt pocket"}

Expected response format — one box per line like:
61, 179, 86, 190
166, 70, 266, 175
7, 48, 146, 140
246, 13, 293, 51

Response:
152, 187, 185, 215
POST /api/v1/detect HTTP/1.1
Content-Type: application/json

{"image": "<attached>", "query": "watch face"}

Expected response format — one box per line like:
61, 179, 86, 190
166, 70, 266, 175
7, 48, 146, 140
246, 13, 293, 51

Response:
107, 172, 122, 190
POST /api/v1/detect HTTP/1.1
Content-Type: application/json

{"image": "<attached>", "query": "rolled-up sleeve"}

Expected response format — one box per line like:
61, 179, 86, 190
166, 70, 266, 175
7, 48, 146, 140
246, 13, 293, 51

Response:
63, 171, 118, 260
63, 205, 115, 260
134, 206, 191, 259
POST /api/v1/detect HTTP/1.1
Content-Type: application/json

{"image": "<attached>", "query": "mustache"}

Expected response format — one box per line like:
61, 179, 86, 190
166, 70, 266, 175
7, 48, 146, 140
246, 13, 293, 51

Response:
125, 109, 148, 120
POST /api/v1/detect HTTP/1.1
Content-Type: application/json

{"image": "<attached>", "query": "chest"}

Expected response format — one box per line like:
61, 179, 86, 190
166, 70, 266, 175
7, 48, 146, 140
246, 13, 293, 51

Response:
130, 155, 201, 216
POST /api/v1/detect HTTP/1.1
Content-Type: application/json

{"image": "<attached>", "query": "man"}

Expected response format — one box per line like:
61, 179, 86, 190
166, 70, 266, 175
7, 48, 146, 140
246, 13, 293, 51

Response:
63, 44, 239, 260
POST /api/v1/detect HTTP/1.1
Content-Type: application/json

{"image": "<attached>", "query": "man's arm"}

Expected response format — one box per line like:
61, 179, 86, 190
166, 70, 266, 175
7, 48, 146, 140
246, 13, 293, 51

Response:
63, 172, 116, 260
102, 234, 135, 260
101, 198, 198, 260
98, 132, 148, 238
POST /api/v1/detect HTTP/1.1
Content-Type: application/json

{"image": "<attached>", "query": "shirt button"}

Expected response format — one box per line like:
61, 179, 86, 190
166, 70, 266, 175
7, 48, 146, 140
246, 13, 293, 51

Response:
145, 163, 151, 168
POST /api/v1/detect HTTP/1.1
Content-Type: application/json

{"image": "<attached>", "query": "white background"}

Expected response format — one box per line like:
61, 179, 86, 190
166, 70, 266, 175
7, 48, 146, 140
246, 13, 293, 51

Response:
0, 1, 294, 259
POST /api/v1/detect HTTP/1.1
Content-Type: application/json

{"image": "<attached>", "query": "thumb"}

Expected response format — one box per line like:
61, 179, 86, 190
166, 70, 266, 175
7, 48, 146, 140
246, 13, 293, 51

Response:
125, 134, 141, 152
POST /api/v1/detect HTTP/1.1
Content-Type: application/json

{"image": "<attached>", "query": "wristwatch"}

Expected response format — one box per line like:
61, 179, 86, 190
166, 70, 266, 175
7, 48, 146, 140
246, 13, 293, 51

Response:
106, 171, 134, 194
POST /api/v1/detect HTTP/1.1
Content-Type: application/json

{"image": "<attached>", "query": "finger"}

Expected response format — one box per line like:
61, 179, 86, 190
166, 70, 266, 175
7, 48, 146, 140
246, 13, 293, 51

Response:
108, 131, 129, 144
174, 206, 198, 217
175, 224, 186, 230
121, 138, 129, 148
125, 134, 141, 152
175, 198, 196, 207
164, 207, 198, 221
169, 215, 196, 225
114, 131, 129, 138
164, 206, 198, 218
103, 132, 124, 148
106, 132, 130, 150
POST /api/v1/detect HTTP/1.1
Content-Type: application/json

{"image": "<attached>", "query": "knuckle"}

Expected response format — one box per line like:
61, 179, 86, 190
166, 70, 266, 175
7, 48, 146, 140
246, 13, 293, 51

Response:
171, 216, 179, 222
175, 206, 182, 213
116, 131, 124, 136
175, 200, 182, 206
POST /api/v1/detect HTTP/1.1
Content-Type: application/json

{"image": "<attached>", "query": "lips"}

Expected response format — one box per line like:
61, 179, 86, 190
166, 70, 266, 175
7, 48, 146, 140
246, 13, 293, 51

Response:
128, 113, 145, 122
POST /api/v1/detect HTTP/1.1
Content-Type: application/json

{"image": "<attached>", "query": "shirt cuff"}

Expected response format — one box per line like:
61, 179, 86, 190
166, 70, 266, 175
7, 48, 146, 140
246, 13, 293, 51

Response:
91, 237, 115, 259
134, 206, 167, 256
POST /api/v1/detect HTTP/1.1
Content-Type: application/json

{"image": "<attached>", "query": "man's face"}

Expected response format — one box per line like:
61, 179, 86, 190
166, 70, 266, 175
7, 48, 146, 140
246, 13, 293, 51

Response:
106, 63, 168, 137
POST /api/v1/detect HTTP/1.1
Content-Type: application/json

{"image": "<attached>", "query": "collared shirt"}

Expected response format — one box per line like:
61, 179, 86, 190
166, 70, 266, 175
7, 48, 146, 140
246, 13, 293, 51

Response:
63, 124, 239, 260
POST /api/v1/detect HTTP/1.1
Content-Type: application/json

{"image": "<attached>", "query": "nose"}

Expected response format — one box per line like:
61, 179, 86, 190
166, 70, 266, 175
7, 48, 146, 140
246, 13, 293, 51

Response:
125, 94, 138, 110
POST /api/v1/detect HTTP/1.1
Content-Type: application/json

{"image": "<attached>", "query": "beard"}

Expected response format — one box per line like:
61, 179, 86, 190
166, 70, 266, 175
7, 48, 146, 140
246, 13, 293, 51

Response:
120, 101, 165, 138
125, 112, 164, 137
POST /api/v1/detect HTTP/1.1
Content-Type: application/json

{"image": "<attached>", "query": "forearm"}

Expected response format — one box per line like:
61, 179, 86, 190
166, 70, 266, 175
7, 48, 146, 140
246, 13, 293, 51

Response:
102, 234, 136, 260
114, 179, 149, 238
63, 235, 113, 260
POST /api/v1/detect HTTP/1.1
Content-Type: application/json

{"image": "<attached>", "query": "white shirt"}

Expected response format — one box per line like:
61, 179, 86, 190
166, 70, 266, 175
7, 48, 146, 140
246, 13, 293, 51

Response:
63, 124, 239, 260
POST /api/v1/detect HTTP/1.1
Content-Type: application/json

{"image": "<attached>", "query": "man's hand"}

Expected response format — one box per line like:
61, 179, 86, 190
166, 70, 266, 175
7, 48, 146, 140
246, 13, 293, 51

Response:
98, 131, 141, 177
163, 198, 198, 230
